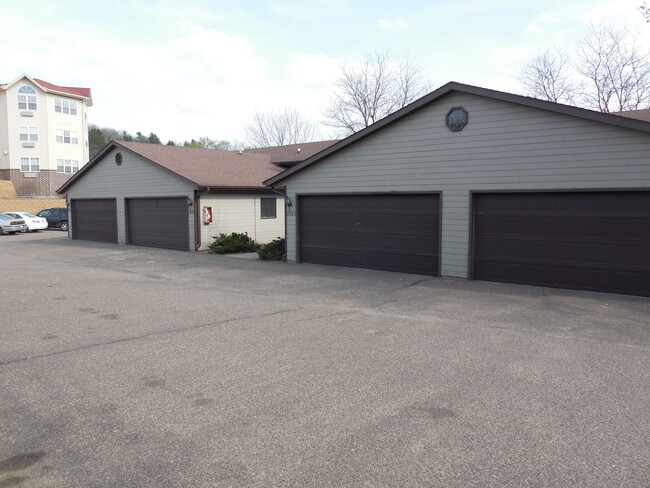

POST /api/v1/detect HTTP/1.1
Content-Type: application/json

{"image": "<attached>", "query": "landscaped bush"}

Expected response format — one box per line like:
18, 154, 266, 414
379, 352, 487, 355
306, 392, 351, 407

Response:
208, 232, 257, 254
257, 237, 286, 261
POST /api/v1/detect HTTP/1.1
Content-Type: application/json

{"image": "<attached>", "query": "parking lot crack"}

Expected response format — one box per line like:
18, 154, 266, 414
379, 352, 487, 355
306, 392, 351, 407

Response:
0, 308, 299, 368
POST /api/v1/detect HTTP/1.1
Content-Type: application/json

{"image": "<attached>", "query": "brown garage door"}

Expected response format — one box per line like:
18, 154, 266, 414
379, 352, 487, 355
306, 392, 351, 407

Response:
473, 191, 650, 297
299, 194, 440, 275
71, 199, 118, 243
127, 198, 189, 251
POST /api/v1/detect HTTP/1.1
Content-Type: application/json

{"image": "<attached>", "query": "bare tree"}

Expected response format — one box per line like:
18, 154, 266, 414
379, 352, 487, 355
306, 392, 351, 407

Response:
577, 22, 650, 112
519, 23, 650, 112
519, 47, 579, 104
640, 2, 650, 22
324, 51, 432, 135
244, 107, 321, 147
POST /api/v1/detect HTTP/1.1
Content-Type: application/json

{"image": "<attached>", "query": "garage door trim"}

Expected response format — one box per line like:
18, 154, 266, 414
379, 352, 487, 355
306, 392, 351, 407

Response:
296, 191, 442, 276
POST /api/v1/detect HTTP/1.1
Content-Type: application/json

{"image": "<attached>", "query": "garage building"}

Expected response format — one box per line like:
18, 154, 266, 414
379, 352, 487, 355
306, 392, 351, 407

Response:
265, 82, 650, 297
57, 140, 335, 251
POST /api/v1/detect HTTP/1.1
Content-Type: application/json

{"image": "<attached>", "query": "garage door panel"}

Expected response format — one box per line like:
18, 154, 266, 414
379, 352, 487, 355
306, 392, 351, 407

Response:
300, 194, 439, 275
71, 199, 118, 244
473, 192, 650, 297
301, 246, 435, 275
127, 198, 189, 251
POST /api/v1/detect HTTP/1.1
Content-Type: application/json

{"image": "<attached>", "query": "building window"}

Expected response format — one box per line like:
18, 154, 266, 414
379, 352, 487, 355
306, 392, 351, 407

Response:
18, 86, 37, 110
19, 126, 39, 141
55, 129, 78, 144
20, 157, 40, 172
261, 198, 277, 219
57, 159, 79, 173
55, 98, 77, 115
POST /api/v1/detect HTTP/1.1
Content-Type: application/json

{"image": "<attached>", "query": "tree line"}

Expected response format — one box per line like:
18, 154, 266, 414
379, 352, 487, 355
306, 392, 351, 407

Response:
89, 126, 236, 158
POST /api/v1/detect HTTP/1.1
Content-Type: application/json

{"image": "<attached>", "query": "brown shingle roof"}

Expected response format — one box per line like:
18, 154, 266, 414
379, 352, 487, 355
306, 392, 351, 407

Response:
247, 140, 338, 165
58, 139, 337, 194
612, 109, 650, 122
117, 141, 279, 188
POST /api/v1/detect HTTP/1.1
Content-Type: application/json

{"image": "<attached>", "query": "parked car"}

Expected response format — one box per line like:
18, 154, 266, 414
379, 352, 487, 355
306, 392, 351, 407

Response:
2, 212, 48, 232
37, 208, 69, 231
0, 214, 27, 235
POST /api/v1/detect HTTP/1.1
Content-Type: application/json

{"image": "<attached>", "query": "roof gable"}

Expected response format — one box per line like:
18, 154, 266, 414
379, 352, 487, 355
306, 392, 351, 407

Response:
265, 81, 650, 186
58, 141, 285, 194
58, 138, 340, 194
0, 74, 92, 105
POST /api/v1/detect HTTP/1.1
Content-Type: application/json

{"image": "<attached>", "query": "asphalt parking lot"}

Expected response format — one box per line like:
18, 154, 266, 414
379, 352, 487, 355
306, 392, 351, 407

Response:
1, 231, 649, 488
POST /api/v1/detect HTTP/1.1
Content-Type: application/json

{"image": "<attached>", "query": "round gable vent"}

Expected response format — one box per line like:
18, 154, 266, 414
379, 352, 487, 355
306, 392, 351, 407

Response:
115, 152, 123, 166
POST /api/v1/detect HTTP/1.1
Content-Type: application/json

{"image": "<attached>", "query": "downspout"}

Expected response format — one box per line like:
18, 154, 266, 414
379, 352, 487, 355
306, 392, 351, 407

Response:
66, 197, 71, 240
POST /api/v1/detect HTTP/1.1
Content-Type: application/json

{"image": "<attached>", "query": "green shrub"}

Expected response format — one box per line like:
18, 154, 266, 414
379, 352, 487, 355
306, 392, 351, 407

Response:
208, 232, 257, 254
257, 237, 286, 261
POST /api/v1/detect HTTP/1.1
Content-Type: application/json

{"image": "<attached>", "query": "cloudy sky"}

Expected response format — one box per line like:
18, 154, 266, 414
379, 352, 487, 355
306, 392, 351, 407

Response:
1, 0, 647, 144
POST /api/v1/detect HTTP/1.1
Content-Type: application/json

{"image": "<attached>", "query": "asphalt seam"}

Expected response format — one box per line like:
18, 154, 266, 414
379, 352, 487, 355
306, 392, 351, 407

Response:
0, 307, 302, 368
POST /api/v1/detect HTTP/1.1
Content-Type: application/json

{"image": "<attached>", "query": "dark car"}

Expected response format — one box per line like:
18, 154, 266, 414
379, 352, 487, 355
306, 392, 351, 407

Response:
37, 207, 69, 231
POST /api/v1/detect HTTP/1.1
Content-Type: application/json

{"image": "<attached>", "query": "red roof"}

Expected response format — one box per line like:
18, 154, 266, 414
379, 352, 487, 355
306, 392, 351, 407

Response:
33, 78, 91, 100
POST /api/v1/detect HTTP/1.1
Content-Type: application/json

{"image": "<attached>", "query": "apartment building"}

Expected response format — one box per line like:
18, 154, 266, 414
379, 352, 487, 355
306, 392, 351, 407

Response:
0, 74, 92, 196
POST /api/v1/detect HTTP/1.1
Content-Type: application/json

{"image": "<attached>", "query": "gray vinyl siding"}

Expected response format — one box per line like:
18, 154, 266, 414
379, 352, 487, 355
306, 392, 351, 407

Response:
65, 147, 196, 249
283, 92, 650, 278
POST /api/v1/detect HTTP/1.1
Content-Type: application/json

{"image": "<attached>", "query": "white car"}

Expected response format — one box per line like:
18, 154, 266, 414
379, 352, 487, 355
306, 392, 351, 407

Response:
4, 212, 48, 232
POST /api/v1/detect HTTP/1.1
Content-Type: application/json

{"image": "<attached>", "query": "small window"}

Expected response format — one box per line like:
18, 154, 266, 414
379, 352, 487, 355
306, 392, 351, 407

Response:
19, 126, 38, 141
55, 98, 77, 115
18, 85, 37, 110
57, 158, 79, 173
20, 157, 39, 172
55, 129, 78, 144
261, 198, 277, 219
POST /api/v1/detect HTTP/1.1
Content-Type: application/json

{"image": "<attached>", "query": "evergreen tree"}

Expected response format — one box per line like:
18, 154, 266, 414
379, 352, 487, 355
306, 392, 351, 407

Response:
88, 125, 107, 158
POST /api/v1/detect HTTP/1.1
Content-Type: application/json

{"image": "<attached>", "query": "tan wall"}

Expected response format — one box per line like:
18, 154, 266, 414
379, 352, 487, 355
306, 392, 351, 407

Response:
0, 180, 17, 198
0, 197, 65, 214
199, 193, 285, 250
